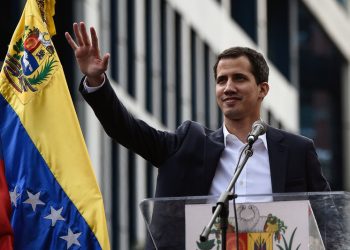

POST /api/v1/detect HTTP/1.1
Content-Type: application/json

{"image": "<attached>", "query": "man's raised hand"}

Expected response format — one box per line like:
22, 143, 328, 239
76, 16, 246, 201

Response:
65, 22, 110, 86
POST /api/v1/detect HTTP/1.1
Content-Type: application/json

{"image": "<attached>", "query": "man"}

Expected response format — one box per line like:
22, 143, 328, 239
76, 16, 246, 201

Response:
65, 22, 330, 199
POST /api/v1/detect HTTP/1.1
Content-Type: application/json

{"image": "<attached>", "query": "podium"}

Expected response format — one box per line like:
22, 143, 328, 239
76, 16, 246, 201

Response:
139, 191, 350, 249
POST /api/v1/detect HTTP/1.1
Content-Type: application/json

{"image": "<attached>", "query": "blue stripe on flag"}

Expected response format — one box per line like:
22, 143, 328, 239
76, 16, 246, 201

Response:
0, 95, 102, 250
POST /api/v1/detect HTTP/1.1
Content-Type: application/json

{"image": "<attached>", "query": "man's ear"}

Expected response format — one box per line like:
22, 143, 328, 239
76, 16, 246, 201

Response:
258, 82, 269, 99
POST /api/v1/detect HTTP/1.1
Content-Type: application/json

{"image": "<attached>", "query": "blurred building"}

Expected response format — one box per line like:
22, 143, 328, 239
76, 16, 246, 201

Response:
2, 0, 350, 249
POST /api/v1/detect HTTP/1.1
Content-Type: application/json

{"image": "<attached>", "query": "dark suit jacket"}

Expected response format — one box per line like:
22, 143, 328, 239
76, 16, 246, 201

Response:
80, 77, 330, 198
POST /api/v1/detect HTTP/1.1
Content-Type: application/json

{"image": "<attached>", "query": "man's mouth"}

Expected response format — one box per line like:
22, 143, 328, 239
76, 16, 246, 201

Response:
223, 96, 242, 102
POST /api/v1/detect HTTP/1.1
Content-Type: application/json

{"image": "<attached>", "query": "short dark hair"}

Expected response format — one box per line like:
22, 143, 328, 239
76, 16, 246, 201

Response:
213, 47, 269, 84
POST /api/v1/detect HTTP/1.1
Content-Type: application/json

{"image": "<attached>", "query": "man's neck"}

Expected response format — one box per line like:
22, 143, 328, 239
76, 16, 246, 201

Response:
224, 118, 258, 143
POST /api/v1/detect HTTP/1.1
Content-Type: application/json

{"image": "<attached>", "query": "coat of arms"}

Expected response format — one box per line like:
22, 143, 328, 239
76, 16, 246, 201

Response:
1, 24, 57, 104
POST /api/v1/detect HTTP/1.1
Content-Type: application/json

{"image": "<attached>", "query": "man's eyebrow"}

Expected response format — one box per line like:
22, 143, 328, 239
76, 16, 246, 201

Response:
216, 75, 227, 80
234, 72, 247, 77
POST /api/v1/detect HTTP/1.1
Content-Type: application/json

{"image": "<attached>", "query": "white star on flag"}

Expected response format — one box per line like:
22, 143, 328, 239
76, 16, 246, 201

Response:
60, 228, 82, 249
9, 186, 20, 207
44, 206, 65, 226
23, 191, 45, 212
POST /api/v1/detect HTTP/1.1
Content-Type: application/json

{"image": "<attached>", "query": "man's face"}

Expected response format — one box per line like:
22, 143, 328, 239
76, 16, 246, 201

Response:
215, 56, 269, 122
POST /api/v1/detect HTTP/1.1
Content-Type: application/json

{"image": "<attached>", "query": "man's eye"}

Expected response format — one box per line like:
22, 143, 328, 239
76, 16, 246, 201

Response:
235, 75, 245, 81
216, 78, 226, 84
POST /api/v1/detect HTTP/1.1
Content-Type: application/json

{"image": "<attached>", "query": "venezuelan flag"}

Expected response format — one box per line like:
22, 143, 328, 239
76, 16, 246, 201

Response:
0, 0, 110, 249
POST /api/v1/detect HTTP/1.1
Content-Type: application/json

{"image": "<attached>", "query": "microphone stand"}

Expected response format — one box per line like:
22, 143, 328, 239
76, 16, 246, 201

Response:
200, 143, 254, 250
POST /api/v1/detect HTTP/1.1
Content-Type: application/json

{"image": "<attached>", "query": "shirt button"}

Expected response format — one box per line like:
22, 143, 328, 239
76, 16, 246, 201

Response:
240, 180, 243, 186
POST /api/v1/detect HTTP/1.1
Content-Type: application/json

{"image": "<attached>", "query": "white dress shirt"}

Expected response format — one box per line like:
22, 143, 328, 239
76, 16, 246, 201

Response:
209, 125, 272, 202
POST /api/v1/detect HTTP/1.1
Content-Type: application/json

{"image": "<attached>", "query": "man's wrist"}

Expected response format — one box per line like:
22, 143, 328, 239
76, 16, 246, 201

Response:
86, 74, 105, 87
83, 74, 106, 93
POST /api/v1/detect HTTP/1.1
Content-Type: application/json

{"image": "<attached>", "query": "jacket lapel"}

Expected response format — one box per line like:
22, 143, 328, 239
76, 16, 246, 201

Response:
203, 127, 225, 193
266, 127, 288, 193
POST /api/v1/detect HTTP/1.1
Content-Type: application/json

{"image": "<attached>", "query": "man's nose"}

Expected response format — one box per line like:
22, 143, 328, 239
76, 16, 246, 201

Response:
224, 79, 237, 93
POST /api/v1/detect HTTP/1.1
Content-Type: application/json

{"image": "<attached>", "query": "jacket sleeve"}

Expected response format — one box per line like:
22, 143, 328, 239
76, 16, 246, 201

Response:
306, 140, 331, 191
79, 76, 190, 167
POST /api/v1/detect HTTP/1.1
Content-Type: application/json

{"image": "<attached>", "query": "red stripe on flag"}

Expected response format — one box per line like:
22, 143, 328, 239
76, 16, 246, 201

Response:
0, 160, 14, 250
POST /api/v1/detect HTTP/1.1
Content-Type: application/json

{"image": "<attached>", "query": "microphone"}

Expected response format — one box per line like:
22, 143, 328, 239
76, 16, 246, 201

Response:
247, 120, 267, 145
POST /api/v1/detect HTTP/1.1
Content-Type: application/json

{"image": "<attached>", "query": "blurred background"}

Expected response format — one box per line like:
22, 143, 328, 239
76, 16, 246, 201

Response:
1, 0, 350, 249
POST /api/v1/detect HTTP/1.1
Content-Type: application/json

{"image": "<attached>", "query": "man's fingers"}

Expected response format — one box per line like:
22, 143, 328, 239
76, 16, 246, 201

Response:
79, 22, 91, 46
90, 27, 99, 51
102, 53, 110, 70
65, 32, 78, 50
73, 22, 84, 47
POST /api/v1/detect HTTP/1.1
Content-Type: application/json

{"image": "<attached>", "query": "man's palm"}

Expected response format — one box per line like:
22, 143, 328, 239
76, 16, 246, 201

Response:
65, 22, 109, 84
75, 46, 105, 77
